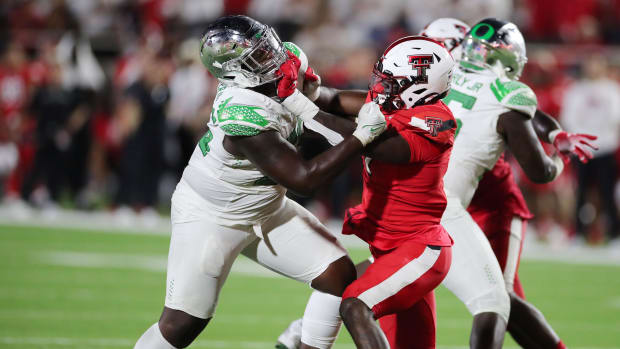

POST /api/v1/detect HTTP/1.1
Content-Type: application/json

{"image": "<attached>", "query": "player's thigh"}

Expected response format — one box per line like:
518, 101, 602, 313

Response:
165, 219, 254, 319
441, 204, 510, 320
343, 241, 450, 318
379, 292, 437, 349
241, 198, 347, 284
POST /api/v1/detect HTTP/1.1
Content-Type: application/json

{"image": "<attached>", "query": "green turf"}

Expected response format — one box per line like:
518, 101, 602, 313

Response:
1, 224, 619, 348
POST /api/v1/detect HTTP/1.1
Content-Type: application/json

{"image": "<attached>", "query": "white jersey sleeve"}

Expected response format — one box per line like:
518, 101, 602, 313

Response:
211, 86, 285, 136
490, 78, 538, 118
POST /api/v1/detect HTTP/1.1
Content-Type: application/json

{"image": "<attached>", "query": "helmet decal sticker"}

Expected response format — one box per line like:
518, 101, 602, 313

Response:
471, 23, 495, 40
408, 55, 434, 83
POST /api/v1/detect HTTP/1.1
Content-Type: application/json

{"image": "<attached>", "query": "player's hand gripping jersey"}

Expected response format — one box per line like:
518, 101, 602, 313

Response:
342, 94, 456, 251
442, 62, 537, 208
177, 44, 306, 227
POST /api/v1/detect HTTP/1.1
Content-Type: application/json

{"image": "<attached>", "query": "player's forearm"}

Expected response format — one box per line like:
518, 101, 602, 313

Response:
533, 109, 562, 144
500, 110, 564, 184
311, 110, 356, 137
314, 87, 366, 118
291, 137, 363, 196
528, 155, 563, 183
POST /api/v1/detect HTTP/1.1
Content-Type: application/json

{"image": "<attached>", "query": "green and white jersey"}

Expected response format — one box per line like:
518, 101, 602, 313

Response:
179, 83, 303, 227
441, 62, 537, 208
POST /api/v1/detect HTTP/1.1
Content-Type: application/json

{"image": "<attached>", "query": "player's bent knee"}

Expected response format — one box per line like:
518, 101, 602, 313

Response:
311, 256, 356, 297
159, 307, 210, 348
339, 297, 372, 321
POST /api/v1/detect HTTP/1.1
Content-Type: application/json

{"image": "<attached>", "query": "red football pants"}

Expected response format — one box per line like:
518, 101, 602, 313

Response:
342, 241, 451, 349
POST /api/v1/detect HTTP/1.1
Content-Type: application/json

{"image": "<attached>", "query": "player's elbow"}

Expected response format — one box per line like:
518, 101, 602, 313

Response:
285, 178, 317, 197
527, 174, 551, 184
525, 165, 556, 184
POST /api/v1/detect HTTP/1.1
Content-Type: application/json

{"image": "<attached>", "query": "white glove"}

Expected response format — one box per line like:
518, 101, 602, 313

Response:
281, 89, 319, 122
352, 102, 387, 146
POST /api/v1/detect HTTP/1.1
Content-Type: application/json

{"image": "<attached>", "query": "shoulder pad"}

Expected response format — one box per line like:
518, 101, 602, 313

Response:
489, 79, 537, 118
213, 88, 274, 136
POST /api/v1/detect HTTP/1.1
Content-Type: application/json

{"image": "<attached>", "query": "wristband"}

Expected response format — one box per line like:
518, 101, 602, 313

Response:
548, 129, 562, 144
281, 90, 319, 122
551, 154, 564, 181
352, 128, 374, 146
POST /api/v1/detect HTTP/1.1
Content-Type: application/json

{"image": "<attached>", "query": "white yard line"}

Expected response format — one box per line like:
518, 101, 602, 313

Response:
37, 251, 282, 278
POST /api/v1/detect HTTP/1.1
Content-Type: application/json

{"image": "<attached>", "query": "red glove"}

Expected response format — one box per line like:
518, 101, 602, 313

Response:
304, 66, 320, 83
276, 51, 301, 99
552, 131, 598, 163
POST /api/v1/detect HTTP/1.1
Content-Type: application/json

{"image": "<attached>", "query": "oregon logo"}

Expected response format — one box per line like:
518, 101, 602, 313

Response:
471, 23, 495, 40
408, 55, 434, 84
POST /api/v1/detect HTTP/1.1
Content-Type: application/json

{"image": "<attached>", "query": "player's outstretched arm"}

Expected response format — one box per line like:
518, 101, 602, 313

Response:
231, 131, 362, 197
314, 88, 367, 118
532, 109, 562, 143
230, 102, 387, 196
498, 110, 563, 183
307, 109, 413, 164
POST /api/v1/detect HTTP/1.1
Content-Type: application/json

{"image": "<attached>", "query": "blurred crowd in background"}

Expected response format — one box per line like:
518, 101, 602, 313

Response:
1, 0, 620, 245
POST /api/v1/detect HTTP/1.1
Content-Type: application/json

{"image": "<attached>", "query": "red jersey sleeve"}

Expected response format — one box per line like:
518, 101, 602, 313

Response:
395, 128, 441, 163
387, 101, 456, 163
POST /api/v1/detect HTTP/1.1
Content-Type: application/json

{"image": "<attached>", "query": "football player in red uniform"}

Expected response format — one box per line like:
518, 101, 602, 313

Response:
338, 36, 457, 349
291, 36, 458, 349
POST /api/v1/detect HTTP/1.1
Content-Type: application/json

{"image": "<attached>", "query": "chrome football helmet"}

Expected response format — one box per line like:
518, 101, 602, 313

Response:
199, 15, 288, 87
461, 18, 527, 80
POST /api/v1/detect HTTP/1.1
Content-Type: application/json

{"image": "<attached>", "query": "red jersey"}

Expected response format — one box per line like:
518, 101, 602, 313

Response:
343, 100, 455, 250
467, 155, 533, 228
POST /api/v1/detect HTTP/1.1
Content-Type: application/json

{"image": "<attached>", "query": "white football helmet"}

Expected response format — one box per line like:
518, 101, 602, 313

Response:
369, 36, 455, 112
420, 18, 470, 60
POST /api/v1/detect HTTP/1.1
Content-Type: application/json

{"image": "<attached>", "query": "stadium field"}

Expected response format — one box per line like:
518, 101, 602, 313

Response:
1, 223, 619, 349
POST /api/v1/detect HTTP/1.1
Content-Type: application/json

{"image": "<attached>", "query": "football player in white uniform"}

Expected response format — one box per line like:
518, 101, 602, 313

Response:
277, 18, 597, 349
133, 15, 390, 349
